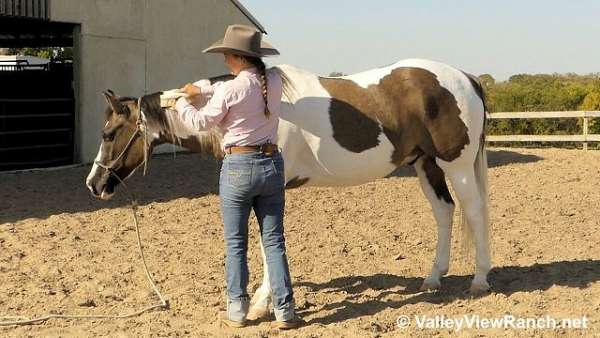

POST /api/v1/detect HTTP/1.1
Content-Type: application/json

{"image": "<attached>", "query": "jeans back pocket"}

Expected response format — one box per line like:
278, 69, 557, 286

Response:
270, 158, 285, 189
226, 163, 252, 187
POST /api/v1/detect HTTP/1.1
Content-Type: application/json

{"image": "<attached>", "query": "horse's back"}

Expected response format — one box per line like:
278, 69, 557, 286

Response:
275, 60, 486, 186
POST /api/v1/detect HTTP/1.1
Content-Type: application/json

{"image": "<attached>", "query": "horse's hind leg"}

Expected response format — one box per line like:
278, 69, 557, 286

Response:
414, 157, 455, 291
247, 238, 271, 320
443, 162, 491, 294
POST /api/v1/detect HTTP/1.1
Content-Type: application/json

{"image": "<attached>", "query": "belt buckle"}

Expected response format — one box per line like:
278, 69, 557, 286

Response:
261, 144, 274, 157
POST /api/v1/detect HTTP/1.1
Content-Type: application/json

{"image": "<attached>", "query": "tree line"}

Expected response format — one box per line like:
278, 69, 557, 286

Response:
481, 73, 600, 139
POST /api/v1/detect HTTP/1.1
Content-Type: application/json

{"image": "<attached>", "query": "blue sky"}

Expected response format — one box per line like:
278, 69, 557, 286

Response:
240, 0, 600, 80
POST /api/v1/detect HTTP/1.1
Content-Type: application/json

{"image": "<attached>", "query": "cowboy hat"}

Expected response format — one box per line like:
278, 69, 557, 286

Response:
203, 24, 279, 57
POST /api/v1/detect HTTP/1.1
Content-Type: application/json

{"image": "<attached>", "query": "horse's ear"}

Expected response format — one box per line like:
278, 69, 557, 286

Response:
102, 91, 126, 115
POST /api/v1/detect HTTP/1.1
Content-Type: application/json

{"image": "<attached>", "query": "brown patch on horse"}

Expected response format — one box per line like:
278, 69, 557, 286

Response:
319, 67, 470, 165
174, 134, 225, 159
420, 157, 453, 204
285, 176, 310, 189
327, 98, 382, 152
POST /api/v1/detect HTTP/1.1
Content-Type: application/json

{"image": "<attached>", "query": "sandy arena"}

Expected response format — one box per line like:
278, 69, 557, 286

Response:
1, 147, 599, 337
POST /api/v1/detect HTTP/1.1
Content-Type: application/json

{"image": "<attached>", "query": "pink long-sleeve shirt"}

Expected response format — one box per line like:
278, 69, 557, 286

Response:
175, 67, 282, 149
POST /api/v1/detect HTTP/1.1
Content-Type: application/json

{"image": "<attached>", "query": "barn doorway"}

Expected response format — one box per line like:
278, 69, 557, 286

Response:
0, 7, 78, 171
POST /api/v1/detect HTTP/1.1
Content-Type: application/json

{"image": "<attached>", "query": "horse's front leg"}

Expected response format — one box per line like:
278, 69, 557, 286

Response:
247, 237, 272, 320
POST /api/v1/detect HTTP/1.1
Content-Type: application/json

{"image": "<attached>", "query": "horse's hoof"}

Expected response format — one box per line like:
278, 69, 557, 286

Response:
420, 278, 441, 291
469, 281, 491, 295
247, 306, 270, 321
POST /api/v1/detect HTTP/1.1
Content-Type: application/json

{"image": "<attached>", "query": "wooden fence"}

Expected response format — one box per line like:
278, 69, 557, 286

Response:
487, 111, 600, 150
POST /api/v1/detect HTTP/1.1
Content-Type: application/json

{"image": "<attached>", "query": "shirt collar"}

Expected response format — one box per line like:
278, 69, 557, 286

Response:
238, 67, 258, 77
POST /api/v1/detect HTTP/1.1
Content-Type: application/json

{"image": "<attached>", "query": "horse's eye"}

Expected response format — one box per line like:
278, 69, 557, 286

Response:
102, 131, 115, 141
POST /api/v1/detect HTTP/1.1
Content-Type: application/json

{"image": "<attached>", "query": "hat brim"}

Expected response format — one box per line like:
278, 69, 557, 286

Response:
203, 38, 280, 57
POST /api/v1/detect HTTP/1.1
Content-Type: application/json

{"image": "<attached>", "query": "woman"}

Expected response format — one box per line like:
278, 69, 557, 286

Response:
174, 24, 301, 330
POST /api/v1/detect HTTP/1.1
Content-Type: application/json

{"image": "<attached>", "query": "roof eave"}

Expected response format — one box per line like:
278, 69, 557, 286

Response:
229, 0, 267, 34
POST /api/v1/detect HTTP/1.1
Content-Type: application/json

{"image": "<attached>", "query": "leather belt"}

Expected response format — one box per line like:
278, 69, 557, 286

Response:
224, 143, 279, 156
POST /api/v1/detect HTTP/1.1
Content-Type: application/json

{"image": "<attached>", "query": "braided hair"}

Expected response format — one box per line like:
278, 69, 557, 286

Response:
243, 56, 270, 119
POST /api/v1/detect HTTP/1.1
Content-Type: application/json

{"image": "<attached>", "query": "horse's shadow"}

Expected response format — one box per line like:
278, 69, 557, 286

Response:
295, 259, 599, 325
487, 149, 543, 168
387, 149, 544, 178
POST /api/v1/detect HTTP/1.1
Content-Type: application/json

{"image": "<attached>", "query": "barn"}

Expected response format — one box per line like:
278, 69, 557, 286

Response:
0, 0, 266, 170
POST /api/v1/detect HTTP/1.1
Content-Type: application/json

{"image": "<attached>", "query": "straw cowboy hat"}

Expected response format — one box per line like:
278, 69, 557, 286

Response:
203, 24, 280, 57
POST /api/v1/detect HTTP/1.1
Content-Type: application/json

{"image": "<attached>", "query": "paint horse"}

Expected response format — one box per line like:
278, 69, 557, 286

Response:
86, 59, 491, 319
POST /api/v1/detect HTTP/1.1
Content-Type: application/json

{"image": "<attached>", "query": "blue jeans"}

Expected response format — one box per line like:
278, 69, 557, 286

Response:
219, 151, 295, 322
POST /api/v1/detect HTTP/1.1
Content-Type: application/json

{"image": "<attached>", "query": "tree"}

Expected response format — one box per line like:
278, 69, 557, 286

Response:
580, 91, 600, 133
328, 72, 346, 77
7, 47, 73, 61
478, 74, 495, 88
580, 91, 600, 110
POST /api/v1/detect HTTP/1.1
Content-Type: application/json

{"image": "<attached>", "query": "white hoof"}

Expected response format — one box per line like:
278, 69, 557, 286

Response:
469, 279, 491, 295
420, 277, 441, 291
247, 305, 270, 321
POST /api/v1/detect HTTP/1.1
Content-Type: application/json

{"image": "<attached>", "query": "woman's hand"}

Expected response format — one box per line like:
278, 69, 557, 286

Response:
181, 83, 201, 98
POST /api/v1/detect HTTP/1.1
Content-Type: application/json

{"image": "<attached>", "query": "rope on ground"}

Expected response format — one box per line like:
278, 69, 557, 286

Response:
0, 168, 169, 326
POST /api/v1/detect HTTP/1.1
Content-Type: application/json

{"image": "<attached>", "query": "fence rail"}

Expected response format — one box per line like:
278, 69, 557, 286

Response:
487, 111, 600, 150
0, 60, 49, 72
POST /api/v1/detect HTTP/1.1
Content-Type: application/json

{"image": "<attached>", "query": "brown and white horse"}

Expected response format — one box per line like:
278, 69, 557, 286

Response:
86, 59, 491, 317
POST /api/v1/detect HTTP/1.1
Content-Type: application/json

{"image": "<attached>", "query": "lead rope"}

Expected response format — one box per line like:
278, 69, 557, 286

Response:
0, 114, 168, 327
138, 98, 150, 177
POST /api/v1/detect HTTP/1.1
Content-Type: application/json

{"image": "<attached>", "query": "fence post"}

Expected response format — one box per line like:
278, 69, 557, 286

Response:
583, 113, 589, 151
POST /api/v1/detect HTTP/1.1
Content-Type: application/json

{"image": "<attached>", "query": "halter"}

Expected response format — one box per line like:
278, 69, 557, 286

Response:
95, 97, 150, 179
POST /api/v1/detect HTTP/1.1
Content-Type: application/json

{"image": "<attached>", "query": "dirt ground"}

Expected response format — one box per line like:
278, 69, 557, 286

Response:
1, 147, 599, 338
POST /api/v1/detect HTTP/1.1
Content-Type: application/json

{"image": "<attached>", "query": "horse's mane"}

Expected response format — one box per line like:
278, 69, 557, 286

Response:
273, 66, 297, 103
139, 92, 224, 159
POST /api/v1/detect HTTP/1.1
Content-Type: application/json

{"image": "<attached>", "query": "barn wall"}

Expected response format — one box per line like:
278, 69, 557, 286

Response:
49, 0, 256, 163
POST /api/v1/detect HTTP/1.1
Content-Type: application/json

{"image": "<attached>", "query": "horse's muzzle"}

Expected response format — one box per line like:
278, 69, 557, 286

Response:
86, 165, 117, 200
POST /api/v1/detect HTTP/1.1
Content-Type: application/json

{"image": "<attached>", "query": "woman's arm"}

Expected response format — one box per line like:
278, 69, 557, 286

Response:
184, 80, 227, 98
175, 84, 230, 131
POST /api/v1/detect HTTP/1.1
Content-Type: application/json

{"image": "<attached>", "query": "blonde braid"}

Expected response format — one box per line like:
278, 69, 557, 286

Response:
260, 67, 270, 118
245, 56, 270, 118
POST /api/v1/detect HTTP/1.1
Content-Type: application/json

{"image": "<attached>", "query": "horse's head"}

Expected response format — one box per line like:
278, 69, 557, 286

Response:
85, 90, 150, 200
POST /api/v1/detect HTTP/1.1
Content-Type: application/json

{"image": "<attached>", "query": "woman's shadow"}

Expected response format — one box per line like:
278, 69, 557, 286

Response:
295, 259, 599, 325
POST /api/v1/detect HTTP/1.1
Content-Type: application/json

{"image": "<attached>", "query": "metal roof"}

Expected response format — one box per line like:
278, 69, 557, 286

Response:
229, 0, 267, 34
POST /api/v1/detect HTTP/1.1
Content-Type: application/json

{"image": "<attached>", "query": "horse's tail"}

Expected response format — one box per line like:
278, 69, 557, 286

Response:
460, 74, 489, 257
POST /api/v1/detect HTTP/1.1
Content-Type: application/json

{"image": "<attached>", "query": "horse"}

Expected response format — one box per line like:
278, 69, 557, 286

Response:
86, 58, 491, 319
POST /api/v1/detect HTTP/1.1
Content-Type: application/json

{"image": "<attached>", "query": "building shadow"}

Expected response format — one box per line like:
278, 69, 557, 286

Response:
295, 259, 599, 325
0, 148, 544, 223
0, 152, 221, 223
